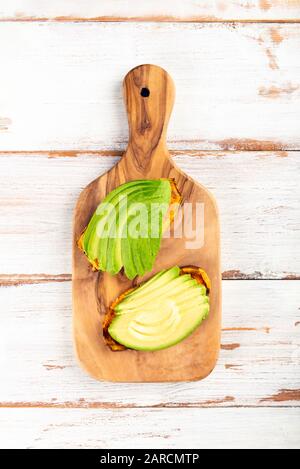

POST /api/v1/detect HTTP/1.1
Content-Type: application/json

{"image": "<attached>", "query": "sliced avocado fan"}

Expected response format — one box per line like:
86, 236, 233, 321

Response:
79, 179, 181, 280
106, 266, 210, 352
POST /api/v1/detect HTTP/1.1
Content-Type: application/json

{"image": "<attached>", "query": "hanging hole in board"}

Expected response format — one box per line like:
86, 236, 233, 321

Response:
141, 87, 150, 98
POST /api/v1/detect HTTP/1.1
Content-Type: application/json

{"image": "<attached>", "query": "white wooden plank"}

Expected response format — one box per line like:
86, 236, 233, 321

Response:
1, 408, 299, 449
0, 1, 300, 22
0, 280, 299, 407
0, 152, 299, 278
0, 22, 300, 151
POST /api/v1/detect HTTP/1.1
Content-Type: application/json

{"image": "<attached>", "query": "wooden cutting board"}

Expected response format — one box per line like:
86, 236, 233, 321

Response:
72, 64, 221, 382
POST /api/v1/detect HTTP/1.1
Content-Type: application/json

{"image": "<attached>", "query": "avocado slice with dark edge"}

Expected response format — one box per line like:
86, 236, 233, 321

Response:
78, 179, 181, 280
105, 266, 210, 352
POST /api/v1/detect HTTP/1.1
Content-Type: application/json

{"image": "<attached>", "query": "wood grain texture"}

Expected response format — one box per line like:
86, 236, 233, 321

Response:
0, 1, 300, 22
0, 151, 298, 279
0, 281, 299, 407
0, 23, 300, 151
1, 407, 300, 449
73, 65, 221, 382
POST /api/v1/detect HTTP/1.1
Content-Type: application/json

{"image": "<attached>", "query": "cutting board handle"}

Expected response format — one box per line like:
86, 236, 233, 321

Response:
123, 64, 175, 169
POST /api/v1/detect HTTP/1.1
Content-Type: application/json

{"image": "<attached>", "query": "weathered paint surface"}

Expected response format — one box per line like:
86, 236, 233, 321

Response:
0, 1, 300, 22
0, 23, 300, 151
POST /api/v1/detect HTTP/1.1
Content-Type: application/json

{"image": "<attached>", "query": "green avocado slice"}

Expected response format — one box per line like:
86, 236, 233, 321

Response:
115, 266, 180, 308
108, 266, 210, 351
86, 184, 157, 272
80, 179, 178, 279
83, 181, 148, 258
115, 277, 198, 313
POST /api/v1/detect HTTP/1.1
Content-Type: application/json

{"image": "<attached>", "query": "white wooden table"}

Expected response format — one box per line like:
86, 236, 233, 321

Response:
0, 1, 299, 449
